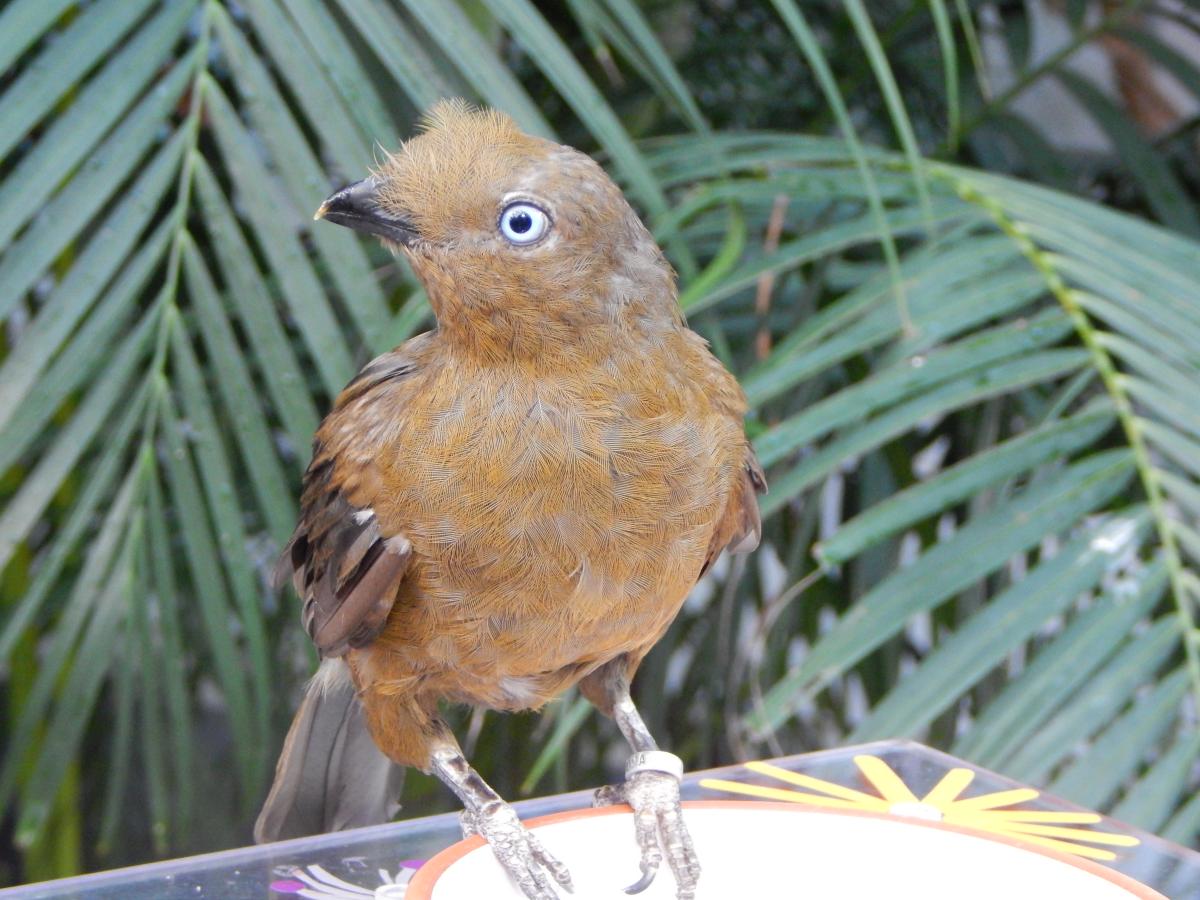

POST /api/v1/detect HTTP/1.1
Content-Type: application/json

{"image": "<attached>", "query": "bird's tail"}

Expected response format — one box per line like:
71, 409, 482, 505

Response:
254, 658, 405, 843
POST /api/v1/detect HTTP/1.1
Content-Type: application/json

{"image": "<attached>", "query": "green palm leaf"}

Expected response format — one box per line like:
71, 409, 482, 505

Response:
1, 0, 1198, 876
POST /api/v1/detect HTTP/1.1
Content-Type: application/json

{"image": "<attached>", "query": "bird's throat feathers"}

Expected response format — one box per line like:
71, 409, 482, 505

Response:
405, 232, 682, 364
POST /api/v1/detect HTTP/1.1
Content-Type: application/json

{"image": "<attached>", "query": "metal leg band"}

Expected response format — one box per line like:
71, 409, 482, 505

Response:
625, 750, 684, 781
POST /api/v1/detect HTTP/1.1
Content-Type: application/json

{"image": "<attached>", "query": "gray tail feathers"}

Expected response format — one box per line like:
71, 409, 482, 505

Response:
254, 659, 405, 843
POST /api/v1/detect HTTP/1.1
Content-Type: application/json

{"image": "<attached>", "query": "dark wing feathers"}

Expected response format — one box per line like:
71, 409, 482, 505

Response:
338, 353, 416, 404
701, 446, 767, 576
275, 349, 419, 658
730, 449, 767, 553
746, 450, 767, 495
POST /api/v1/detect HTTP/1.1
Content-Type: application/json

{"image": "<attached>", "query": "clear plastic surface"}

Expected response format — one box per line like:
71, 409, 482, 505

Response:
4, 741, 1197, 898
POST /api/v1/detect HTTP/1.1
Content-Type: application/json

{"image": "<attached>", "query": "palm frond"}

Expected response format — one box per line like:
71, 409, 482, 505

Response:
1, 0, 1198, 876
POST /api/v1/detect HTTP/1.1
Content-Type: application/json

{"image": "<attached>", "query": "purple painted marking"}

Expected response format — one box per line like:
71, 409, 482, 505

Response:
399, 859, 425, 869
268, 878, 307, 893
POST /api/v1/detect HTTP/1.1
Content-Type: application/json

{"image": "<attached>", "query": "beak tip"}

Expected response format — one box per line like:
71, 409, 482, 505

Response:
312, 178, 416, 245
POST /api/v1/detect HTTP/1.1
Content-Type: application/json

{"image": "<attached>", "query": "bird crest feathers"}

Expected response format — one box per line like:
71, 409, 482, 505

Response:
417, 98, 520, 140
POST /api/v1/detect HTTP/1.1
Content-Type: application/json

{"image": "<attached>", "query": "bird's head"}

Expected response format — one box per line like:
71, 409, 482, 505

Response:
315, 100, 679, 359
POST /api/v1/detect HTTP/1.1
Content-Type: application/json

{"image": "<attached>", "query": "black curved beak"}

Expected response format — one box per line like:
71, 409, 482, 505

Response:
314, 178, 419, 245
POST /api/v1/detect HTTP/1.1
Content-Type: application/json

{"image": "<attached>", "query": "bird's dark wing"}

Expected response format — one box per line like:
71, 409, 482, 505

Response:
274, 346, 422, 658
701, 446, 767, 576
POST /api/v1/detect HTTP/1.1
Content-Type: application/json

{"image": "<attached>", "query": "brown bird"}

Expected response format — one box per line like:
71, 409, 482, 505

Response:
255, 100, 765, 900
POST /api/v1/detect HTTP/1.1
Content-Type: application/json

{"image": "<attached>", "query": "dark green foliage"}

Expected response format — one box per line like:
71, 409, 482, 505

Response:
1, 0, 1199, 883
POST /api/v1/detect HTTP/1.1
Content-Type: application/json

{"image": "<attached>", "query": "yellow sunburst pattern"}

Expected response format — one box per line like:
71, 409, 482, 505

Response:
700, 755, 1140, 861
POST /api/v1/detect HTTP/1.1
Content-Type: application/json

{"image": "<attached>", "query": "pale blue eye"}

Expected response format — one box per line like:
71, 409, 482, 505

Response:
499, 202, 549, 244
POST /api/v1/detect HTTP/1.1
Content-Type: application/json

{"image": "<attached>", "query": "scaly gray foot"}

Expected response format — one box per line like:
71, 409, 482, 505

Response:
594, 752, 700, 899
461, 802, 574, 899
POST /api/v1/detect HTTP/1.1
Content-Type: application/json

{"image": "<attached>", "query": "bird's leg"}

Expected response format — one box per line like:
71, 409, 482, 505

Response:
590, 671, 700, 899
429, 732, 573, 899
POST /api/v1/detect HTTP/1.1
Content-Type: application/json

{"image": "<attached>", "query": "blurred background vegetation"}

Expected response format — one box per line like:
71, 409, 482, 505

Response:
2, 0, 1200, 886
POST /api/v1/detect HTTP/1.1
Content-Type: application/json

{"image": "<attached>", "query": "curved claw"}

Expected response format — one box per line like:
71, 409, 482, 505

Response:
602, 768, 700, 900
624, 867, 656, 894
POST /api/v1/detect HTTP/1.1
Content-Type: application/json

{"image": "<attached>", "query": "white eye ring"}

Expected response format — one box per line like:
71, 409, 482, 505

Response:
498, 202, 549, 245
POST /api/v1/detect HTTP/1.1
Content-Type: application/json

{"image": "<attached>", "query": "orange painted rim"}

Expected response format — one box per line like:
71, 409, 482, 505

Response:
405, 800, 1162, 898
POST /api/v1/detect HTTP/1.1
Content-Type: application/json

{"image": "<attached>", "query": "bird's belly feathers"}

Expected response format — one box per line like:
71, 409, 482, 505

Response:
367, 372, 741, 708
